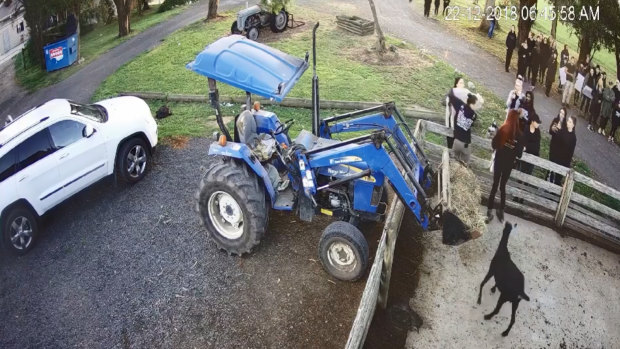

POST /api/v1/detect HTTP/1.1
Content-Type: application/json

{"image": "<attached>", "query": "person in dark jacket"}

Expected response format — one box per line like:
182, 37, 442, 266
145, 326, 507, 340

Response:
434, 0, 441, 16
450, 92, 478, 164
598, 80, 616, 135
548, 107, 567, 184
529, 36, 541, 87
517, 112, 541, 176
520, 91, 536, 122
556, 116, 577, 174
545, 52, 558, 97
609, 100, 620, 143
424, 0, 432, 17
539, 37, 550, 84
587, 77, 603, 131
486, 109, 524, 223
517, 41, 528, 80
526, 32, 536, 82
505, 26, 517, 73
560, 44, 569, 67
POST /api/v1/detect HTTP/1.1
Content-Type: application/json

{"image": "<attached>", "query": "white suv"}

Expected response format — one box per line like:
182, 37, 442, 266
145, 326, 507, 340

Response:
0, 97, 158, 255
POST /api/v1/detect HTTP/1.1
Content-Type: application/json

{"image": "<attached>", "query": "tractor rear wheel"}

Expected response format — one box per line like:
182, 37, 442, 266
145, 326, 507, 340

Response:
318, 221, 369, 281
269, 10, 288, 33
196, 157, 268, 255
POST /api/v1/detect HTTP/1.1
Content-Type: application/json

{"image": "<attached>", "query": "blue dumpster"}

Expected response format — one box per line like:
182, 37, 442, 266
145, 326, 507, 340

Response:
43, 33, 78, 72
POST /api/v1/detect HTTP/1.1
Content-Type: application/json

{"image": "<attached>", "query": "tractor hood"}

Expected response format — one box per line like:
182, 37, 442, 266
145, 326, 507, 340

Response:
187, 35, 308, 102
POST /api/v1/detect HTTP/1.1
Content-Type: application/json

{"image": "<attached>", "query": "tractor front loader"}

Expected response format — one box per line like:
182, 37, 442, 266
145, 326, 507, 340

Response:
187, 23, 442, 281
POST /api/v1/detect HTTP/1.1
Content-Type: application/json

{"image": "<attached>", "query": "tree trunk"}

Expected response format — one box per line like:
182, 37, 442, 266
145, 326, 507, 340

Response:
114, 0, 133, 37
577, 33, 592, 64
517, 0, 537, 44
550, 0, 557, 38
478, 0, 495, 32
73, 3, 81, 60
368, 0, 386, 54
207, 0, 219, 20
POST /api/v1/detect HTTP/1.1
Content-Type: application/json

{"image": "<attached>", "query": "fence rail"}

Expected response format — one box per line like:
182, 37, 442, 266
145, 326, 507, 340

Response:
417, 119, 620, 250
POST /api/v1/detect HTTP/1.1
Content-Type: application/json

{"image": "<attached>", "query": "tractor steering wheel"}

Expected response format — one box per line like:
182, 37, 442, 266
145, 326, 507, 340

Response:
274, 119, 295, 135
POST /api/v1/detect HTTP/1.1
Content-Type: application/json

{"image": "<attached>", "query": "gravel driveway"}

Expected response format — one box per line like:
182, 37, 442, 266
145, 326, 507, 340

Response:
0, 138, 367, 348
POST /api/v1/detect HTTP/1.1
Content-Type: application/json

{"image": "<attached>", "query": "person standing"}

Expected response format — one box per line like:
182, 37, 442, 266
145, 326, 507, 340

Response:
530, 36, 541, 87
505, 26, 517, 73
442, 0, 450, 15
526, 32, 536, 82
609, 100, 620, 142
574, 63, 586, 107
446, 77, 466, 148
486, 109, 524, 223
517, 113, 541, 176
539, 37, 550, 84
560, 44, 569, 67
599, 80, 616, 135
587, 77, 604, 131
556, 116, 577, 180
424, 0, 432, 17
434, 0, 441, 15
580, 67, 595, 113
545, 52, 558, 97
487, 10, 497, 38
517, 41, 528, 80
548, 108, 567, 184
506, 76, 524, 111
450, 92, 478, 164
562, 57, 576, 107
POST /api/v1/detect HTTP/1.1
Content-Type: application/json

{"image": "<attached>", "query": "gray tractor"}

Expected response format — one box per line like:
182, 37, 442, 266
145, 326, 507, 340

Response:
231, 4, 289, 41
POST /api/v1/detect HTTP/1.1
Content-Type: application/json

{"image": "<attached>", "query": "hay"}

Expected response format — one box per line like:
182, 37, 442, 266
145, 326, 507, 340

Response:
449, 160, 486, 238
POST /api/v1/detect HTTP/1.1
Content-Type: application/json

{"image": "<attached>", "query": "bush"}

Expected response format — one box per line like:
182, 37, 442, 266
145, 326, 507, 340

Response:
158, 0, 189, 13
97, 0, 117, 25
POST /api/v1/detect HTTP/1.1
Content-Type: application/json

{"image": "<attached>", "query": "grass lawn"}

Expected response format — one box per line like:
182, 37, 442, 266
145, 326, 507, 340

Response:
424, 0, 617, 76
14, 4, 187, 92
93, 6, 618, 209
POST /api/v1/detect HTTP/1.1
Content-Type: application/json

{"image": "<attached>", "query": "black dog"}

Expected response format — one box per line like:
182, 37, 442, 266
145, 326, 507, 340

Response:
478, 222, 530, 336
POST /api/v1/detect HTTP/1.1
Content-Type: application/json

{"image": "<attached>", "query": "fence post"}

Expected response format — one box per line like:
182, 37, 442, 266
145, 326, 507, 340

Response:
554, 169, 574, 228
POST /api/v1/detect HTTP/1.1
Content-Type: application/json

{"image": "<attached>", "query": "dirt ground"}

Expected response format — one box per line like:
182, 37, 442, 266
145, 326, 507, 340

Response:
405, 209, 620, 348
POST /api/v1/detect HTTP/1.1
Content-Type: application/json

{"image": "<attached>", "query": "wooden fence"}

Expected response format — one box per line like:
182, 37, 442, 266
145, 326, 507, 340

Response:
416, 119, 620, 250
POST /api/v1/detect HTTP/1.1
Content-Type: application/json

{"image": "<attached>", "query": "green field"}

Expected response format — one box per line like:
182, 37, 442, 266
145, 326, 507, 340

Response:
15, 4, 187, 92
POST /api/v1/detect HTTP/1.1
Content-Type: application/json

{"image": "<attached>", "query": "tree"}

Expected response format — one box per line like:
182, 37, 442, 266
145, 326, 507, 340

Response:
206, 0, 218, 20
517, 0, 537, 44
368, 0, 386, 54
259, 0, 290, 13
113, 0, 134, 37
478, 0, 496, 32
565, 0, 611, 64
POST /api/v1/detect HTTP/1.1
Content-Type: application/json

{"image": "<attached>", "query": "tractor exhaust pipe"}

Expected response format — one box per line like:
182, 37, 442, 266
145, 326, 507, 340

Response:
208, 78, 232, 141
311, 22, 320, 136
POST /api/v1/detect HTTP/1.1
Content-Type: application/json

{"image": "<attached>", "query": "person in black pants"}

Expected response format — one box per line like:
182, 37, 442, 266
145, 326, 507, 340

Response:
609, 100, 620, 142
556, 116, 577, 181
434, 0, 441, 15
505, 26, 517, 73
517, 113, 541, 176
530, 37, 540, 87
580, 67, 595, 113
539, 37, 550, 84
442, 0, 450, 15
486, 109, 524, 223
545, 52, 558, 97
424, 0, 432, 17
526, 32, 535, 82
548, 107, 567, 185
517, 41, 528, 80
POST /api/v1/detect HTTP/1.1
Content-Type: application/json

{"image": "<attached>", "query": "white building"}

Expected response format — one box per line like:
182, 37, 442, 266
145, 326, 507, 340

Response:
0, 1, 28, 65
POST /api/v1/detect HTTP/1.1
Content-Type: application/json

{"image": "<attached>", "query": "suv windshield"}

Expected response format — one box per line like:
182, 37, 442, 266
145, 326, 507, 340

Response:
69, 102, 108, 122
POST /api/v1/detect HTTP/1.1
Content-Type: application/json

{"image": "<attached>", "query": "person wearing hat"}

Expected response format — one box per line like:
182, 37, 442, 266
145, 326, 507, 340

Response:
517, 112, 541, 177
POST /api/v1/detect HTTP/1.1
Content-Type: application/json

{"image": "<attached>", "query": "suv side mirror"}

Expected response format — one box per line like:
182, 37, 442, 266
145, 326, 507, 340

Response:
83, 124, 95, 138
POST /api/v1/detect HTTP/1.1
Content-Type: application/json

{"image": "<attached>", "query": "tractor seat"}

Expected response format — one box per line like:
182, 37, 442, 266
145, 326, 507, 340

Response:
293, 130, 340, 151
236, 110, 276, 161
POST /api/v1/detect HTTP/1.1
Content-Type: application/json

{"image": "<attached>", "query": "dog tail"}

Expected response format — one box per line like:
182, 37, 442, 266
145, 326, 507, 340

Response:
519, 292, 530, 301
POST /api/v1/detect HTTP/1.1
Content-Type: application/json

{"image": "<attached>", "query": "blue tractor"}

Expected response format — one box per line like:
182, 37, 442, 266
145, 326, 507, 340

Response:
187, 23, 438, 281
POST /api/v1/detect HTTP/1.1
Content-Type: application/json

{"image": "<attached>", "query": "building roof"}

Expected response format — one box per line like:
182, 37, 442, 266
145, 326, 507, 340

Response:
0, 1, 23, 24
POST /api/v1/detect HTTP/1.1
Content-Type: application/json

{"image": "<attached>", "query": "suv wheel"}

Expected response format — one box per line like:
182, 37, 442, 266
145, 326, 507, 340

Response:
117, 137, 150, 183
1, 206, 39, 255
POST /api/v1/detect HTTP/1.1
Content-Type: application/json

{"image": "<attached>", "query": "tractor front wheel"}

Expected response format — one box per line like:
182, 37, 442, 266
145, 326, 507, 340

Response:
246, 26, 259, 41
196, 157, 268, 255
231, 21, 242, 34
318, 221, 369, 281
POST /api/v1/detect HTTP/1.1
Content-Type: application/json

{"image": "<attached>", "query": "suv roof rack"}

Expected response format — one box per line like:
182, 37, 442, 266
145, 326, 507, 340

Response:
0, 116, 50, 149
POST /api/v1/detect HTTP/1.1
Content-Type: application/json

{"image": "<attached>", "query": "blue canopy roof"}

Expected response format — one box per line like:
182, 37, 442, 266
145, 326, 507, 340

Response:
187, 35, 308, 102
